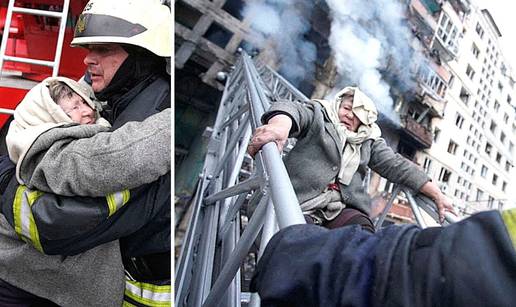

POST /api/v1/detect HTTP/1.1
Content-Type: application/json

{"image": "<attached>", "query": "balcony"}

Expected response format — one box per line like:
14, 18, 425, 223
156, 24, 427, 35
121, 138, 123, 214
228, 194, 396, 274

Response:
400, 115, 433, 149
416, 84, 446, 117
448, 0, 471, 17
432, 34, 459, 61
418, 0, 442, 15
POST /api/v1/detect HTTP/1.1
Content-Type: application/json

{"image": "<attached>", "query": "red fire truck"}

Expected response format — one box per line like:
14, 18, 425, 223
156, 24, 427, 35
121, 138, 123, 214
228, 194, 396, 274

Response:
0, 0, 88, 152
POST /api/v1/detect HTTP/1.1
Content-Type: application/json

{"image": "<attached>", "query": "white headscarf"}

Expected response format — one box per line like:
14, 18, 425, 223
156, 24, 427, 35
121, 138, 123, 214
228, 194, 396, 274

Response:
6, 76, 110, 183
314, 86, 381, 185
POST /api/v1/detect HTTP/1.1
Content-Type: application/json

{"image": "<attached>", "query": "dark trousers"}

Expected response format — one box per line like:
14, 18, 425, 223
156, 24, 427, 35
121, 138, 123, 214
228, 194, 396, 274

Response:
0, 278, 58, 307
304, 208, 376, 233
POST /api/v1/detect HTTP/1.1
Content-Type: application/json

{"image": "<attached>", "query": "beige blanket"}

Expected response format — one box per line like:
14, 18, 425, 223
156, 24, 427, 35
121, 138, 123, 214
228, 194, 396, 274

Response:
6, 76, 109, 183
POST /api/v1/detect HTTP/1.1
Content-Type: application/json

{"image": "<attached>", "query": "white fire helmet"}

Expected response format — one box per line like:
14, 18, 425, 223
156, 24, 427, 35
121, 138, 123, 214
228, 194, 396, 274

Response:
71, 0, 171, 57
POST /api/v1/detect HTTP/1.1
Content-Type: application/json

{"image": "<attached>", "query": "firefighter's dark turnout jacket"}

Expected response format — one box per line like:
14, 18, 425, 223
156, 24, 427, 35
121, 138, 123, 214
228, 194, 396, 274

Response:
251, 210, 516, 307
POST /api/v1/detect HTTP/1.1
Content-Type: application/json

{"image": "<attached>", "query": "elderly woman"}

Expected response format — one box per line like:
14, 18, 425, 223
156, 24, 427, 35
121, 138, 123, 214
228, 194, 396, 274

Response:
248, 87, 453, 230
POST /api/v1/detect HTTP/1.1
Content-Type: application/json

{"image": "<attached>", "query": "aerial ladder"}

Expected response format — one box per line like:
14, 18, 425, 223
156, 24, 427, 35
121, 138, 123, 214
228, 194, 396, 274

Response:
174, 51, 458, 307
0, 0, 71, 115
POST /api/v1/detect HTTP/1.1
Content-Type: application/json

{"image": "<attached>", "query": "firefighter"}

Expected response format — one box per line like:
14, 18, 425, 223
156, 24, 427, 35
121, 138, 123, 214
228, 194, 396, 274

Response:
251, 208, 516, 307
0, 0, 171, 306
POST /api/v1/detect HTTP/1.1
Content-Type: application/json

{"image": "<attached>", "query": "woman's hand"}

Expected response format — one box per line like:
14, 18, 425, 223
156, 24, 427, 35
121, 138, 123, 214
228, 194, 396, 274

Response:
419, 181, 456, 223
247, 114, 292, 157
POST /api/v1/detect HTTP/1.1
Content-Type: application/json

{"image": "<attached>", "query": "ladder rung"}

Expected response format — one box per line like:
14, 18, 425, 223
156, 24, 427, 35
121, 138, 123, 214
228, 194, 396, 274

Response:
3, 55, 54, 67
0, 108, 15, 115
12, 7, 65, 18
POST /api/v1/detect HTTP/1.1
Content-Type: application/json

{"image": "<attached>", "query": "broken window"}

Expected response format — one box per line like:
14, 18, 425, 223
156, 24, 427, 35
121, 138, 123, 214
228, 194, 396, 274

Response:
222, 0, 244, 20
418, 64, 448, 98
204, 22, 233, 49
175, 1, 202, 30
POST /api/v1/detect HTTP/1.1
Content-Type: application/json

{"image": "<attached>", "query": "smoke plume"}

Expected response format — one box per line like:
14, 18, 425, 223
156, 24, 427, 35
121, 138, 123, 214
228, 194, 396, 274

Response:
242, 0, 316, 86
325, 0, 419, 122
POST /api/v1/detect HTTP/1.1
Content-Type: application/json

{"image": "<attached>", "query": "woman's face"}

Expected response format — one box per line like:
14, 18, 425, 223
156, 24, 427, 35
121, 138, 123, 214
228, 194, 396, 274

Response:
57, 93, 96, 125
338, 96, 361, 132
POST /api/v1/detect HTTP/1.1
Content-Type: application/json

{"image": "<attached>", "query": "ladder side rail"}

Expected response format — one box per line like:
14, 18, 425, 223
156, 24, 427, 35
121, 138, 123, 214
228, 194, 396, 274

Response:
0, 1, 71, 76
201, 194, 270, 307
247, 199, 279, 307
175, 59, 242, 306
243, 53, 305, 228
211, 113, 250, 179
52, 0, 71, 76
190, 197, 221, 307
0, 108, 15, 115
219, 197, 240, 307
190, 125, 229, 307
217, 123, 252, 231
374, 184, 401, 228
413, 193, 459, 225
404, 189, 428, 228
217, 118, 253, 307
174, 177, 208, 307
0, 0, 17, 77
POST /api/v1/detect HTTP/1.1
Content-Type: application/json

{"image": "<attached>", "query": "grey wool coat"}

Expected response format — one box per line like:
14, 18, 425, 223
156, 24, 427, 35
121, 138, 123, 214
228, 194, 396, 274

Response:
262, 100, 430, 216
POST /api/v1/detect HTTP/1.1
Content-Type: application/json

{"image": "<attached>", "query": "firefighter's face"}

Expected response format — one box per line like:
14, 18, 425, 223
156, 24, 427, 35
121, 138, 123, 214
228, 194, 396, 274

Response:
57, 93, 96, 125
338, 96, 361, 132
83, 44, 129, 92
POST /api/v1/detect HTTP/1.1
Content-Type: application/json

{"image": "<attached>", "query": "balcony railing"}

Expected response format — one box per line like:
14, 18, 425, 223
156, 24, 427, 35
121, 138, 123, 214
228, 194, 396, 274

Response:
400, 115, 433, 148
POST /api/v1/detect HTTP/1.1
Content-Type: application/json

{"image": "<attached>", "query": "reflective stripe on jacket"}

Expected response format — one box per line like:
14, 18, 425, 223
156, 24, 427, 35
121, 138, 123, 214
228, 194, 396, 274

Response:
123, 277, 171, 307
10, 184, 130, 254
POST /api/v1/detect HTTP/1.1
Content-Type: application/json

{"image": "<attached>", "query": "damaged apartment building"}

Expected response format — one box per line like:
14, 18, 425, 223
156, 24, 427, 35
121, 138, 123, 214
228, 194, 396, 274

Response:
175, 0, 516, 225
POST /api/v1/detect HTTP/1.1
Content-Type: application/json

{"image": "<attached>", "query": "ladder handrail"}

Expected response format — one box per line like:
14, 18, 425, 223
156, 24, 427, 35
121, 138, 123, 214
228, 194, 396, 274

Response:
0, 0, 71, 78
0, 108, 15, 115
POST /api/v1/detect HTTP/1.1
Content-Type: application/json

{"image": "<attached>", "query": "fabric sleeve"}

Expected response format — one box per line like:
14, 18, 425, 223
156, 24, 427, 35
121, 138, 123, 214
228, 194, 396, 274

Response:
368, 138, 430, 191
261, 100, 315, 139
19, 108, 171, 197
1, 173, 170, 256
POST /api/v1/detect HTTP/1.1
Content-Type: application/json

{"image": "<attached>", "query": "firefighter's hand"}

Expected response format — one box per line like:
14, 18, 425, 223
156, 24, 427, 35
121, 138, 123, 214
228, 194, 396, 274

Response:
247, 114, 292, 158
